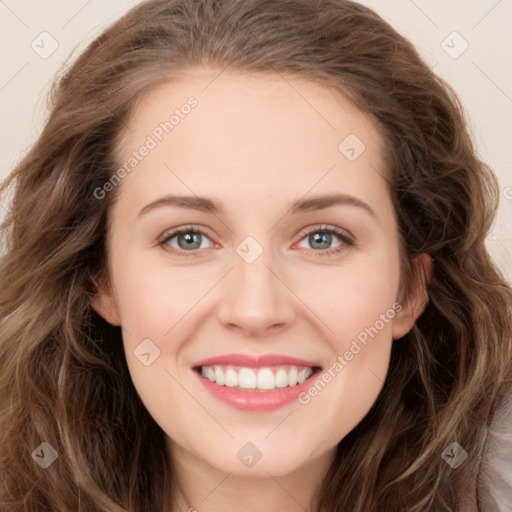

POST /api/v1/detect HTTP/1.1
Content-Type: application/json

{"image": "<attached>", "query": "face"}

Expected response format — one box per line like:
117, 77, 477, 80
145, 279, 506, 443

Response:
93, 68, 429, 479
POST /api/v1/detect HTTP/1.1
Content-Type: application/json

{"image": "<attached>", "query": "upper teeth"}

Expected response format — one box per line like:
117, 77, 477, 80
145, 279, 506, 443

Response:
200, 365, 314, 390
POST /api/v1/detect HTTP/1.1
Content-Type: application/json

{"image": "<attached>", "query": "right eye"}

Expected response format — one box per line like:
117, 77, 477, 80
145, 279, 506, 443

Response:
158, 225, 217, 256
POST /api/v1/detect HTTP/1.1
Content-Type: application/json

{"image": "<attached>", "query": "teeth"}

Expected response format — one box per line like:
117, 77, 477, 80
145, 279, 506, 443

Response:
215, 366, 225, 386
275, 368, 288, 388
288, 368, 298, 386
225, 368, 238, 387
257, 368, 275, 390
297, 368, 310, 384
199, 365, 314, 390
239, 368, 257, 389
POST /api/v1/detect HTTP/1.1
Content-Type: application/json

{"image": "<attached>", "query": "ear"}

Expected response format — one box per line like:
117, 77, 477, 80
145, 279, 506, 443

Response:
392, 253, 433, 340
91, 272, 121, 326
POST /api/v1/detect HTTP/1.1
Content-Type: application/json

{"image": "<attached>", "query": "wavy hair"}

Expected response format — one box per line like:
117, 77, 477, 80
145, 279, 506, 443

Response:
1, 0, 511, 510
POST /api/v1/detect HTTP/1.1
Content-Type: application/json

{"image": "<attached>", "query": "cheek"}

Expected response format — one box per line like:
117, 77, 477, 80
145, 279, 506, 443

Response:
296, 285, 395, 442
297, 249, 401, 346
292, 250, 399, 416
110, 252, 211, 341
113, 257, 206, 435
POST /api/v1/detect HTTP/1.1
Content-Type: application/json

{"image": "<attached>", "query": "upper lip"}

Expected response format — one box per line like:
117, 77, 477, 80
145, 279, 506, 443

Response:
193, 353, 322, 369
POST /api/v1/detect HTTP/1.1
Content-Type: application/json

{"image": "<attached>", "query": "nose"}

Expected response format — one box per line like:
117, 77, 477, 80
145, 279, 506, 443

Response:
216, 245, 297, 338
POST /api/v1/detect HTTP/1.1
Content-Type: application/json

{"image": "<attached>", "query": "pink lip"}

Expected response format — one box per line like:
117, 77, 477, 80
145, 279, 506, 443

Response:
195, 374, 319, 411
193, 353, 320, 368
192, 353, 321, 412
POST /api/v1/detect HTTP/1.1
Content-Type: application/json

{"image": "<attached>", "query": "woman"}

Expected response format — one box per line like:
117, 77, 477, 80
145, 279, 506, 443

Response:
1, 0, 511, 510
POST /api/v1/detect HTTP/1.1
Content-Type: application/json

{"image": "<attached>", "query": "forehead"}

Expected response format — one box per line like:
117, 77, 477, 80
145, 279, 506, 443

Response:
113, 68, 388, 217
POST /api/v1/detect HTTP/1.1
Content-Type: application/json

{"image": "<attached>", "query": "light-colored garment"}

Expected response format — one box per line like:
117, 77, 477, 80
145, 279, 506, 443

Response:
478, 392, 512, 511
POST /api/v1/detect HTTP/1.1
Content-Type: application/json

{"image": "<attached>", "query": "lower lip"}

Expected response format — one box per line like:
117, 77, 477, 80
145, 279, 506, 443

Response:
194, 369, 320, 411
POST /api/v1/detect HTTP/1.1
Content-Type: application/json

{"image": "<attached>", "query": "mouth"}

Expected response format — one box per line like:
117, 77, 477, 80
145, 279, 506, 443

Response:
192, 353, 322, 411
194, 364, 322, 392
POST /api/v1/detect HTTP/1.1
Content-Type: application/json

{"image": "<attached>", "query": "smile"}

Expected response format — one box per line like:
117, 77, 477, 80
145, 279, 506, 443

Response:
192, 353, 322, 411
198, 364, 316, 391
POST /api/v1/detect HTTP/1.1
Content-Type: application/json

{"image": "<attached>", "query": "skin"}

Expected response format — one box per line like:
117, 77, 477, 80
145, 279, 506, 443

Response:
93, 68, 431, 512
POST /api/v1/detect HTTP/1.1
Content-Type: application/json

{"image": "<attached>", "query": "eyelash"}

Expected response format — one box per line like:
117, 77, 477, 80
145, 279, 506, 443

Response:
157, 223, 355, 258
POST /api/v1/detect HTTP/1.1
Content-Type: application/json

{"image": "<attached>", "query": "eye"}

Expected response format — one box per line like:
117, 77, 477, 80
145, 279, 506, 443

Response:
158, 225, 215, 256
295, 224, 354, 257
157, 223, 354, 258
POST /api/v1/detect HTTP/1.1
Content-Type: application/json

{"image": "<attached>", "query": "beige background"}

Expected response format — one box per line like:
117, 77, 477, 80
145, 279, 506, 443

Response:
1, 0, 511, 281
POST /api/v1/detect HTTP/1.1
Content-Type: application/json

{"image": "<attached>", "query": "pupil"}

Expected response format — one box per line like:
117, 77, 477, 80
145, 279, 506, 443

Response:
310, 232, 331, 250
179, 232, 201, 250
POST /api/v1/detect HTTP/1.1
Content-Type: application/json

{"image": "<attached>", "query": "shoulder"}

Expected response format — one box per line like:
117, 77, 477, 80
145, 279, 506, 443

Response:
477, 390, 512, 512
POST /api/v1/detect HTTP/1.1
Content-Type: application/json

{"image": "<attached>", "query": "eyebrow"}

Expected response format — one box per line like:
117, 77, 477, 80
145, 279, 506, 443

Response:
137, 193, 377, 219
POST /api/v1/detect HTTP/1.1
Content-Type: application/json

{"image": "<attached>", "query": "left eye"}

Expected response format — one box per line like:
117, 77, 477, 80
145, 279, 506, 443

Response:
295, 225, 354, 254
297, 230, 342, 250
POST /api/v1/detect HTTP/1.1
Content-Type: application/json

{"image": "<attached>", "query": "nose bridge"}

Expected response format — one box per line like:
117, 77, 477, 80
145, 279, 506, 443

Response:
216, 235, 296, 335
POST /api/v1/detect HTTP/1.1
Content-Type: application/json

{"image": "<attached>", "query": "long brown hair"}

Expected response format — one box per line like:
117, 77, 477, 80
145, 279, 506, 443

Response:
1, 0, 511, 510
